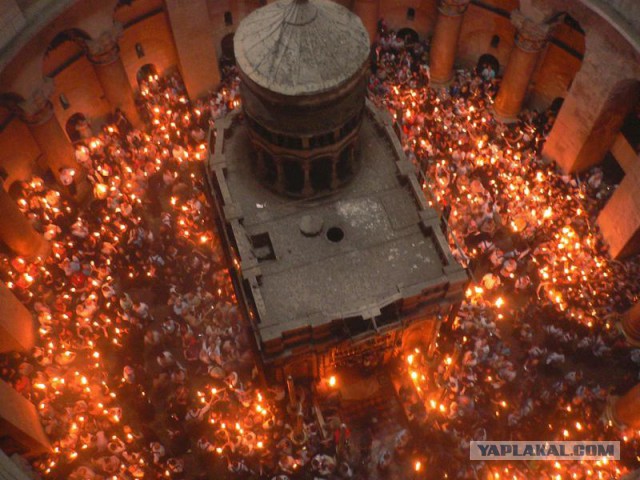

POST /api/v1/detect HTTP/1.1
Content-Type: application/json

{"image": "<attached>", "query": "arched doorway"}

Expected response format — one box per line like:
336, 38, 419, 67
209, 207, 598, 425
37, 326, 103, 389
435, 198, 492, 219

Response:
65, 113, 92, 143
136, 64, 159, 87
396, 28, 419, 46
550, 97, 564, 114
476, 54, 500, 76
621, 100, 640, 153
220, 33, 236, 74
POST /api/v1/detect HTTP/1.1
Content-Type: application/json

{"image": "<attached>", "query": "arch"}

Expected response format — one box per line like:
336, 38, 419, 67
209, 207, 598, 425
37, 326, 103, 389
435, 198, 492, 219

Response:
220, 33, 236, 72
136, 63, 159, 87
620, 95, 640, 153
476, 54, 499, 76
65, 113, 91, 143
45, 29, 91, 54
396, 28, 419, 45
43, 28, 92, 78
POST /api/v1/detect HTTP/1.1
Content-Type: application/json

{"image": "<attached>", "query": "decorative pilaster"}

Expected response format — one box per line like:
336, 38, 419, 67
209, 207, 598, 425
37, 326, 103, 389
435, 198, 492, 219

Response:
429, 0, 471, 86
493, 10, 554, 121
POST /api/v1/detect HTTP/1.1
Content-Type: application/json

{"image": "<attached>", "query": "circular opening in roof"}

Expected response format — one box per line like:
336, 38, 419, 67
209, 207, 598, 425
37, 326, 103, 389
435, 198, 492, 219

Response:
326, 227, 344, 243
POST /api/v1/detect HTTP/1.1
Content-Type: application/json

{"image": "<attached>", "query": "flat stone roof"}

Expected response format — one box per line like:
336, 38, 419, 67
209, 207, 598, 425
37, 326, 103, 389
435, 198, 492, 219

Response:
234, 0, 370, 96
210, 102, 466, 346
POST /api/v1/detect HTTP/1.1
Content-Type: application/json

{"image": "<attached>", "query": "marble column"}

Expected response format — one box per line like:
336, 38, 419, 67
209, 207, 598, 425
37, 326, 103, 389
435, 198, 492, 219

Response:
494, 11, 553, 121
607, 383, 640, 429
353, 0, 379, 45
429, 0, 471, 86
88, 25, 142, 128
0, 185, 48, 259
0, 282, 35, 352
620, 302, 640, 346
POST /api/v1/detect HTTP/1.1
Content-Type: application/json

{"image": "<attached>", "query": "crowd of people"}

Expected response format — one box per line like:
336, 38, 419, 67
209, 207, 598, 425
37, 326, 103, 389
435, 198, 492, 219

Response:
371, 22, 640, 479
0, 20, 638, 480
0, 69, 341, 479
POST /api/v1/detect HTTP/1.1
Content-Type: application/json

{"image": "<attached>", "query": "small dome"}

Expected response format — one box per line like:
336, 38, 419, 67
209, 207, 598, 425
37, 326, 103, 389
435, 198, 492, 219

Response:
234, 0, 370, 97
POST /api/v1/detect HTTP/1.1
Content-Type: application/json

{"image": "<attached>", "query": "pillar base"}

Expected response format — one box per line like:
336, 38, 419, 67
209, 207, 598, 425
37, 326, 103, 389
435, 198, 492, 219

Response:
602, 395, 625, 429
618, 320, 640, 347
429, 78, 453, 90
491, 107, 519, 124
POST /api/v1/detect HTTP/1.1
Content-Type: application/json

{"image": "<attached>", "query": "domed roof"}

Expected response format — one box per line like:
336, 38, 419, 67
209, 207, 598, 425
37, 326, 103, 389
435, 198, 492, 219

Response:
234, 0, 370, 97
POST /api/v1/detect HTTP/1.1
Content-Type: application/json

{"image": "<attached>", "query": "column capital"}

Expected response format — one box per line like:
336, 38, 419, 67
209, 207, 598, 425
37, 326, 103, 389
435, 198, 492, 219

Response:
21, 99, 54, 126
511, 10, 554, 52
437, 0, 471, 17
16, 78, 54, 123
87, 23, 123, 65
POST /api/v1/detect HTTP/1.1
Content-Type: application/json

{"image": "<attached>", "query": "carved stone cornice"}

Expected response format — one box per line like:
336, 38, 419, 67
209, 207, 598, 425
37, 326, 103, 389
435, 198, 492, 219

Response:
511, 10, 554, 52
437, 0, 471, 17
87, 23, 123, 65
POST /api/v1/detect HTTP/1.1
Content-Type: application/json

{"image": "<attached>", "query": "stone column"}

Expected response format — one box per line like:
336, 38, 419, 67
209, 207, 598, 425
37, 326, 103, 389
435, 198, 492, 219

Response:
493, 11, 553, 121
0, 282, 35, 352
0, 185, 48, 259
331, 156, 339, 189
429, 0, 471, 87
352, 0, 379, 45
23, 100, 75, 175
23, 101, 89, 200
88, 25, 142, 127
165, 0, 221, 99
302, 163, 313, 196
0, 380, 51, 455
607, 383, 640, 429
